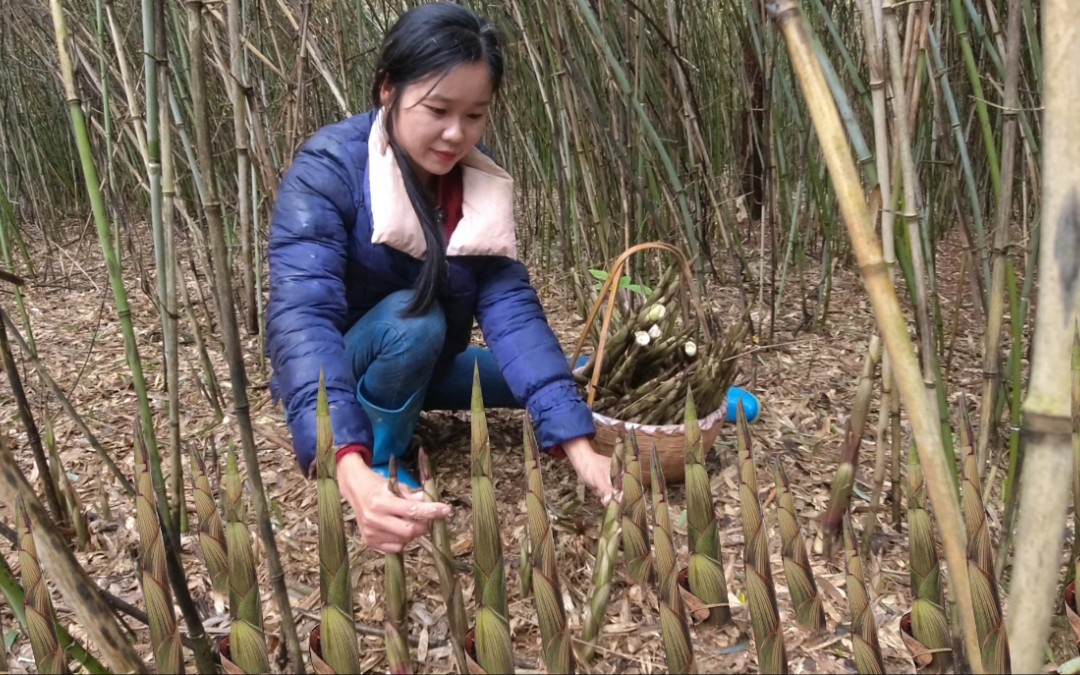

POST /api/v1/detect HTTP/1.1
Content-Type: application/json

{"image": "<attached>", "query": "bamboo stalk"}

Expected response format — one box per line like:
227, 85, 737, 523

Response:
767, 2, 984, 670
975, 0, 1024, 477
183, 0, 304, 667
1004, 0, 1080, 667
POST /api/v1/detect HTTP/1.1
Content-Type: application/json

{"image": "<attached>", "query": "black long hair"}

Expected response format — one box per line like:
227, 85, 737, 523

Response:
373, 2, 504, 316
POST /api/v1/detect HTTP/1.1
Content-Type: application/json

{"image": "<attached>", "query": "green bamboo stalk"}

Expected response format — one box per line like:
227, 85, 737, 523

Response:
134, 420, 184, 674
579, 438, 622, 663
683, 390, 731, 626
190, 444, 228, 594
224, 446, 269, 675
49, 0, 171, 539
316, 373, 360, 674
16, 496, 69, 675
621, 431, 654, 586
419, 449, 468, 674
768, 3, 984, 669
949, 0, 1001, 198
842, 515, 884, 674
470, 367, 514, 674
975, 0, 1024, 477
905, 448, 953, 673
184, 0, 304, 664
650, 444, 695, 674
959, 405, 1009, 673
385, 458, 412, 675
773, 459, 825, 632
523, 419, 574, 674
736, 405, 787, 674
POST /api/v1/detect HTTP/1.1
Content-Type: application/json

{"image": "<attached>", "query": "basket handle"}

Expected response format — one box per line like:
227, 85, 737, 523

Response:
571, 242, 708, 408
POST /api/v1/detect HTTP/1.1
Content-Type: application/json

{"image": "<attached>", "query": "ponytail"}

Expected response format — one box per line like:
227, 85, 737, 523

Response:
386, 115, 446, 316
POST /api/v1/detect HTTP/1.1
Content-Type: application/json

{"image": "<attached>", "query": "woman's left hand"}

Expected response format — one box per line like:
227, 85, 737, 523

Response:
562, 437, 617, 505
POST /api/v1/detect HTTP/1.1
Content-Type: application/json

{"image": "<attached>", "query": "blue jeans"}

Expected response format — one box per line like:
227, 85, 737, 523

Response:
344, 289, 520, 413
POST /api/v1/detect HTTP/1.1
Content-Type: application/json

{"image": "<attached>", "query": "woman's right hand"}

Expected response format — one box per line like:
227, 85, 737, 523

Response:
336, 453, 452, 553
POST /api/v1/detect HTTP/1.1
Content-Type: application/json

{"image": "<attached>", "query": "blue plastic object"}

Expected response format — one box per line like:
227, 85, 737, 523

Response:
357, 381, 423, 490
725, 386, 760, 423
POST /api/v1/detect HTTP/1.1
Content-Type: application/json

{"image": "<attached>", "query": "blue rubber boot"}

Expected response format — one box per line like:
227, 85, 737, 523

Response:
357, 381, 423, 490
725, 386, 761, 423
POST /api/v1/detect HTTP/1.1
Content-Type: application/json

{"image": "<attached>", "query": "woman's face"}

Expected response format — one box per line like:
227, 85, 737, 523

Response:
381, 61, 494, 187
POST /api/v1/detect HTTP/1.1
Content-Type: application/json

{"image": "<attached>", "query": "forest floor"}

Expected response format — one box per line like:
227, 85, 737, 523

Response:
0, 221, 1060, 674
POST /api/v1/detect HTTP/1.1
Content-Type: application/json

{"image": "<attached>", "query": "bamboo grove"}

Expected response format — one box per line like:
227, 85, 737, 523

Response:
0, 0, 1076, 672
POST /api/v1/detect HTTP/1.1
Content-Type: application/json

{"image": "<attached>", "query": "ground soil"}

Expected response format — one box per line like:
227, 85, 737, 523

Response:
0, 223, 1057, 673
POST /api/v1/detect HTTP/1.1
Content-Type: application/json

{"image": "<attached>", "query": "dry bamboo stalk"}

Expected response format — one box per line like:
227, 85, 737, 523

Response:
768, 3, 984, 669
737, 405, 787, 673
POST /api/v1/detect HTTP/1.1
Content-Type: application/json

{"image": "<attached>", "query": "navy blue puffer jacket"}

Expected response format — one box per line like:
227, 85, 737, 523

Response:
267, 109, 595, 475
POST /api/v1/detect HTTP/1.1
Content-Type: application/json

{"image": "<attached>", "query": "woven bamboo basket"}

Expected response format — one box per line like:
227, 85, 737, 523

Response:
590, 401, 728, 484
571, 242, 733, 484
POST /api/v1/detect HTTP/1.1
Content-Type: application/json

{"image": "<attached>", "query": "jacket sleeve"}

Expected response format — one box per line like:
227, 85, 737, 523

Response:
474, 257, 595, 450
267, 139, 371, 476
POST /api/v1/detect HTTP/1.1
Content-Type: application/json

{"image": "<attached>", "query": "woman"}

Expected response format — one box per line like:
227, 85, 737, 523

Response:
267, 2, 614, 554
